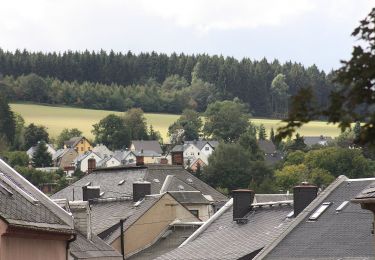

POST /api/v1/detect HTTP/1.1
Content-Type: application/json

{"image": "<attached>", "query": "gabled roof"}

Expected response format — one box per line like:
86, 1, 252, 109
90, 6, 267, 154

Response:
97, 156, 120, 168
131, 140, 163, 154
146, 165, 228, 202
92, 144, 113, 159
73, 151, 102, 164
113, 150, 136, 162
27, 143, 56, 158
156, 199, 293, 260
91, 195, 162, 243
256, 176, 375, 260
70, 231, 122, 259
64, 136, 90, 148
0, 159, 74, 233
257, 140, 276, 154
52, 165, 227, 204
51, 166, 147, 201
184, 140, 219, 151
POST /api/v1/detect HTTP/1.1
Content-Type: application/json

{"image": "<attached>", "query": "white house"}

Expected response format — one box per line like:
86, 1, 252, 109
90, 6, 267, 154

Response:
97, 156, 121, 168
27, 143, 56, 159
92, 144, 113, 159
113, 150, 137, 165
73, 151, 102, 173
178, 141, 219, 167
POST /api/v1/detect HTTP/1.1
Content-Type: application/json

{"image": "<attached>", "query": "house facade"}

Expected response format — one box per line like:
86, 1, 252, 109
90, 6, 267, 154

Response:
64, 136, 92, 155
74, 151, 102, 173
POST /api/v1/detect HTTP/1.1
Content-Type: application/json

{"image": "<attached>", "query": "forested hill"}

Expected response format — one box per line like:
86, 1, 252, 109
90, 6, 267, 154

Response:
0, 49, 334, 117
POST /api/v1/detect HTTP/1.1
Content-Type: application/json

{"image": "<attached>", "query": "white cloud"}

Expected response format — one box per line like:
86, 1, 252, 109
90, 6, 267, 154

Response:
135, 0, 316, 31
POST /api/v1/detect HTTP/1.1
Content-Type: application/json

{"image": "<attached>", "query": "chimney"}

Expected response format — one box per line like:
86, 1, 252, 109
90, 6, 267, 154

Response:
87, 158, 96, 174
82, 186, 100, 201
232, 189, 255, 223
133, 181, 151, 202
293, 183, 318, 217
136, 155, 144, 166
69, 201, 92, 240
171, 151, 183, 165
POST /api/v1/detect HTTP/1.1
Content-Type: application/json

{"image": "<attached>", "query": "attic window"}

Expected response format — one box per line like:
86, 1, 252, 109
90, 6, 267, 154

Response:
0, 183, 13, 196
178, 185, 185, 191
309, 202, 332, 221
153, 179, 160, 183
118, 180, 125, 185
336, 201, 349, 212
186, 178, 193, 184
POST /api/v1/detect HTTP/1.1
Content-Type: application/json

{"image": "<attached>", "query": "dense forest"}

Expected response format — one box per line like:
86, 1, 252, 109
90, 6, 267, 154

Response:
0, 49, 335, 117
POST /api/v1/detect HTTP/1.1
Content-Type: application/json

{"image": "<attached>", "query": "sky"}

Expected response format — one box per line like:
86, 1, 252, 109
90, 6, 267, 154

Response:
0, 0, 373, 71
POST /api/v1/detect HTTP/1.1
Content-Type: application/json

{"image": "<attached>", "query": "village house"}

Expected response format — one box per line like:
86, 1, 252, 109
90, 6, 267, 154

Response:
53, 147, 78, 175
130, 140, 163, 154
97, 155, 121, 168
92, 144, 113, 159
0, 159, 75, 260
113, 150, 137, 165
73, 151, 102, 173
55, 182, 202, 259
64, 136, 92, 155
26, 142, 56, 159
257, 139, 283, 165
303, 135, 333, 147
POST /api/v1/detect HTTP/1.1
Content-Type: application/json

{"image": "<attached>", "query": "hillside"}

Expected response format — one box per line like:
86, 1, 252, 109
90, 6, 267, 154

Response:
10, 103, 341, 142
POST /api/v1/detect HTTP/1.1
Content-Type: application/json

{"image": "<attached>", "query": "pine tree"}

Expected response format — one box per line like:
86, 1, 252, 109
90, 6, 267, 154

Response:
353, 121, 361, 141
270, 128, 275, 142
32, 141, 52, 167
258, 124, 267, 140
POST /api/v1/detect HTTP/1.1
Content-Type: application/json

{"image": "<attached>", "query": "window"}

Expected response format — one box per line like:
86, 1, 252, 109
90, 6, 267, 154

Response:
205, 147, 209, 151
309, 202, 332, 221
190, 210, 199, 218
81, 147, 84, 151
336, 201, 349, 212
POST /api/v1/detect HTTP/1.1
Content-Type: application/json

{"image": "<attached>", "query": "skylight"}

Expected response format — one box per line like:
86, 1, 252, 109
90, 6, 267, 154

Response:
118, 180, 125, 185
286, 211, 294, 218
336, 201, 349, 212
100, 192, 105, 197
309, 202, 332, 221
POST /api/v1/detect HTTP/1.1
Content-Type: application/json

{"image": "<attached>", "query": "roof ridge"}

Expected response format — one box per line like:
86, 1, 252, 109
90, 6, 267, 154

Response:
253, 175, 348, 260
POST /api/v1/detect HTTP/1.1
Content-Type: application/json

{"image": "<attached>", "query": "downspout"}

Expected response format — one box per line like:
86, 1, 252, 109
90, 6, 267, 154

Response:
66, 233, 77, 260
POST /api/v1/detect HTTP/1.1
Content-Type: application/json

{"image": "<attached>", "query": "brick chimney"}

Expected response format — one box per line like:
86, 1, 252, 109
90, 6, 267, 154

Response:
82, 186, 100, 201
293, 183, 318, 217
69, 201, 92, 240
136, 155, 144, 166
87, 158, 96, 174
133, 181, 151, 202
232, 189, 255, 223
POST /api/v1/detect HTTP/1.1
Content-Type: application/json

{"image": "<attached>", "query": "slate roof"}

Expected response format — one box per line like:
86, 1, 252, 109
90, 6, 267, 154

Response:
184, 141, 219, 151
97, 156, 120, 168
135, 150, 162, 157
73, 151, 102, 164
92, 144, 113, 159
257, 176, 375, 260
156, 199, 293, 260
52, 165, 227, 203
64, 136, 85, 148
90, 195, 162, 243
171, 145, 184, 152
169, 191, 211, 204
129, 225, 200, 260
0, 159, 74, 233
113, 150, 136, 162
146, 165, 227, 202
132, 140, 163, 154
51, 166, 147, 200
257, 140, 276, 154
70, 231, 122, 259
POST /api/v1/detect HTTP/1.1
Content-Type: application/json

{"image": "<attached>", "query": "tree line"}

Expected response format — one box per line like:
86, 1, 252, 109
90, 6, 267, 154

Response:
0, 49, 335, 117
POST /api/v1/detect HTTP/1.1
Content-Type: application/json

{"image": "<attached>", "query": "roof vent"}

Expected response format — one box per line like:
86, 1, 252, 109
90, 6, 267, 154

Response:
186, 178, 193, 184
100, 192, 105, 197
178, 185, 185, 191
153, 178, 160, 183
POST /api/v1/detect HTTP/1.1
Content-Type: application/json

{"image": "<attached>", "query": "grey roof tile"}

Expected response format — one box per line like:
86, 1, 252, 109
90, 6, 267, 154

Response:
132, 140, 163, 154
0, 159, 73, 233
263, 178, 375, 259
70, 232, 122, 259
156, 200, 293, 260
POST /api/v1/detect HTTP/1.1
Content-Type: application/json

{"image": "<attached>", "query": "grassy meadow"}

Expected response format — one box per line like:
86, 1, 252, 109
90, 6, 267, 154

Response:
10, 103, 342, 142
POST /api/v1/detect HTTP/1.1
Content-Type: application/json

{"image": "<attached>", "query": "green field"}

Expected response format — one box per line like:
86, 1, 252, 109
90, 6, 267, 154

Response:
10, 103, 342, 142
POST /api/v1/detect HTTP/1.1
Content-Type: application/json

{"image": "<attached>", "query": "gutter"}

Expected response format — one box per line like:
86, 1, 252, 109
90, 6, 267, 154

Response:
179, 198, 233, 248
66, 233, 77, 260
